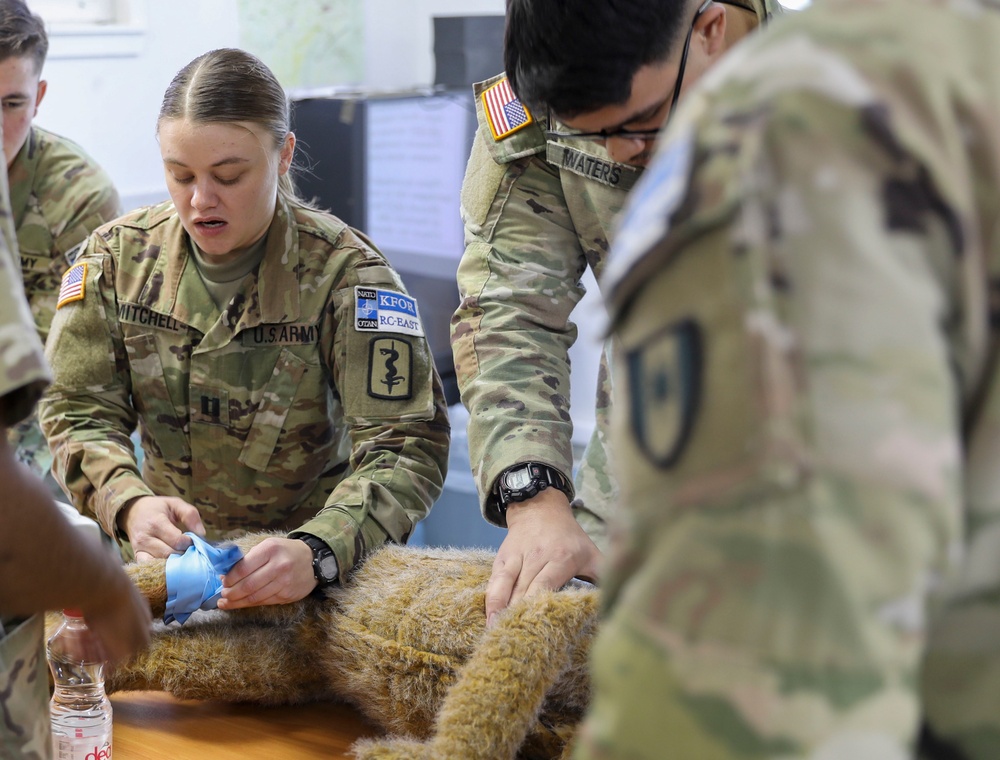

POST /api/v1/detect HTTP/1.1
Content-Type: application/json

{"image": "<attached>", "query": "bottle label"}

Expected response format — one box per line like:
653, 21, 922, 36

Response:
54, 734, 112, 760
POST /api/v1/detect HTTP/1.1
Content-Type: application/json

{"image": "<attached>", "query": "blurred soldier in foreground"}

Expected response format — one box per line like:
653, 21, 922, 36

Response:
583, 0, 1000, 757
0, 126, 148, 759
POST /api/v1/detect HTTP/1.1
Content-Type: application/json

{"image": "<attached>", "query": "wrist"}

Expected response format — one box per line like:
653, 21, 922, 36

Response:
490, 461, 572, 519
504, 487, 573, 527
298, 534, 339, 587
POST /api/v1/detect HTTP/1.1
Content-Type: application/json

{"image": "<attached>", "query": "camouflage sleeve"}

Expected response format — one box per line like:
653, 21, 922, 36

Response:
452, 130, 587, 524
50, 171, 121, 261
0, 242, 48, 427
583, 69, 962, 756
30, 134, 123, 347
290, 258, 450, 578
37, 231, 150, 536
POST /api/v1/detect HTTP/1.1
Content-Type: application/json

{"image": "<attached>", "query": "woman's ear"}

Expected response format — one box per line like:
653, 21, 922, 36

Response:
278, 132, 296, 175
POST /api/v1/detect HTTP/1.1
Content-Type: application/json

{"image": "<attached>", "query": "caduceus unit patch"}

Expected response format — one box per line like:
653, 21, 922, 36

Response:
368, 336, 413, 400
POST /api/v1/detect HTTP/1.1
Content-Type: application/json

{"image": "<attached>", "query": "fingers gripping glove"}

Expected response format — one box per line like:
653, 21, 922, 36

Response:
163, 533, 244, 624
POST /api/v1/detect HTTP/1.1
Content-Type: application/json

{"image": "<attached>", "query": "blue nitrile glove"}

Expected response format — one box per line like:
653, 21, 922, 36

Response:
164, 533, 244, 625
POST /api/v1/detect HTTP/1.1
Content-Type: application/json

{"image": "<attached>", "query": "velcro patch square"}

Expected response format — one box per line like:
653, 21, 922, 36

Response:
57, 262, 87, 309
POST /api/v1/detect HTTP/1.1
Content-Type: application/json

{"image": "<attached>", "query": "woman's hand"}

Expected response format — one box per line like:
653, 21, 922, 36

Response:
117, 495, 206, 562
217, 537, 318, 609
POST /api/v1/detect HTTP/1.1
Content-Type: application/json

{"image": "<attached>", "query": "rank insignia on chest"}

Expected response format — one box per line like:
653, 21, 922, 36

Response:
368, 336, 413, 400
626, 318, 702, 468
482, 77, 533, 141
354, 286, 425, 337
56, 262, 87, 309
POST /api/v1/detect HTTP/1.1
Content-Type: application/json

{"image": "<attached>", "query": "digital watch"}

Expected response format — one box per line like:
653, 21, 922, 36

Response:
492, 462, 571, 516
299, 535, 339, 587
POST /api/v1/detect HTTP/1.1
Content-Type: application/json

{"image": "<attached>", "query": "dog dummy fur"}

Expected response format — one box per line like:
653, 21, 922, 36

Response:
101, 532, 599, 759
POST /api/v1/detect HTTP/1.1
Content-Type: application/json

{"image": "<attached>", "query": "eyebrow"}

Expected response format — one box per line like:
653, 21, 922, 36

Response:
163, 157, 250, 169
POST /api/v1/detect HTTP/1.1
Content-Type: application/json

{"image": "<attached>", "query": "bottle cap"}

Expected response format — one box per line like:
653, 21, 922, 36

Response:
63, 609, 84, 618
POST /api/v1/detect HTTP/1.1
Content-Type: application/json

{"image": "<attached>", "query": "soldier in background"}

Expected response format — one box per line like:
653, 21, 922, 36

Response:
38, 49, 449, 609
452, 0, 779, 625
585, 0, 1000, 756
0, 129, 148, 760
0, 0, 121, 477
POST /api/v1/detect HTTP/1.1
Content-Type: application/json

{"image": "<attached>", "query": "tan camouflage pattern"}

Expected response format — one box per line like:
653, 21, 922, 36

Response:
0, 157, 47, 429
578, 1, 1000, 757
0, 121, 52, 760
38, 197, 449, 574
452, 0, 778, 538
0, 616, 52, 760
7, 125, 121, 476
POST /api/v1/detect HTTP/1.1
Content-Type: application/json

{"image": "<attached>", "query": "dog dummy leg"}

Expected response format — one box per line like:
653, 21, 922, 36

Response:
352, 588, 598, 760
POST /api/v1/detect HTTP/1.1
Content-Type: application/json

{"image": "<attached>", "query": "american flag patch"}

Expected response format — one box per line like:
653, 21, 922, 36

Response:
482, 77, 533, 141
56, 262, 87, 309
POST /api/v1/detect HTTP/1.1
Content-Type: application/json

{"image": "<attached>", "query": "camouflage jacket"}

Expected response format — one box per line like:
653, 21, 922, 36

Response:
595, 0, 1000, 756
452, 0, 780, 536
0, 141, 51, 760
6, 125, 120, 475
9, 125, 121, 346
39, 197, 450, 575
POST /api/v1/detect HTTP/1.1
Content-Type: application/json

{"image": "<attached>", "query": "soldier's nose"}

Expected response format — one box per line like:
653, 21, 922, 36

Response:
605, 135, 648, 166
191, 184, 217, 210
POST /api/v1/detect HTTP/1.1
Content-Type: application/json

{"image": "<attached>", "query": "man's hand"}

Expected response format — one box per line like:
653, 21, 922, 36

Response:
217, 537, 317, 609
117, 495, 205, 562
486, 488, 601, 627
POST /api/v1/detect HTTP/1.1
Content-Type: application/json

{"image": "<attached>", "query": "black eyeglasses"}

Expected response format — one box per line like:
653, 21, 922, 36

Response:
545, 0, 718, 144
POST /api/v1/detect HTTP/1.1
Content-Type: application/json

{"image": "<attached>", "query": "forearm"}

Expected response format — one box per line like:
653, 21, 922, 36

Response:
40, 391, 149, 535
292, 394, 450, 575
453, 248, 580, 512
0, 435, 132, 617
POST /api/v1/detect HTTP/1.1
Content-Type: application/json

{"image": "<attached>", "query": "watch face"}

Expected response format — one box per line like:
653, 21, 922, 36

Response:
504, 466, 534, 491
318, 555, 338, 583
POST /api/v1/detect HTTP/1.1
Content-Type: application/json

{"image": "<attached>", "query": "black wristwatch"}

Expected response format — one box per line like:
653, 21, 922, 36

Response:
492, 462, 571, 516
299, 535, 339, 587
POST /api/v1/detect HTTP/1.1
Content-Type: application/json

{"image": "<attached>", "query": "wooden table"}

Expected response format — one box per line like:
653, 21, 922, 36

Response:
111, 691, 379, 759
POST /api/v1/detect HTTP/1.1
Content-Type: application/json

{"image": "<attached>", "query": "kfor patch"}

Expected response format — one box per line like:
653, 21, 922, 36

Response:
626, 318, 702, 468
368, 336, 413, 400
56, 262, 87, 309
355, 287, 425, 337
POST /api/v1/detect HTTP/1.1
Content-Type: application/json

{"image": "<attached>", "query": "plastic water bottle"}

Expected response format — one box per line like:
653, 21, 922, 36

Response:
46, 609, 113, 760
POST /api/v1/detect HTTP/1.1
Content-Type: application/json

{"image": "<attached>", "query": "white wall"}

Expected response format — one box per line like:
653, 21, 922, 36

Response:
37, 1, 240, 211
363, 0, 504, 90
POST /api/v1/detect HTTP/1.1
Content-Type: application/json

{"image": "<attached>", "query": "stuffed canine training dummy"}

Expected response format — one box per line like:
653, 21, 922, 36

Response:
102, 532, 599, 760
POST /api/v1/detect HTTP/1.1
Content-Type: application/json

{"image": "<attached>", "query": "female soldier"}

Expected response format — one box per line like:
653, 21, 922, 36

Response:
39, 48, 450, 609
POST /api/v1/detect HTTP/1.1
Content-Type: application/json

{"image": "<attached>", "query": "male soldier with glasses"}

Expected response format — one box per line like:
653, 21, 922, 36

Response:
452, 0, 780, 626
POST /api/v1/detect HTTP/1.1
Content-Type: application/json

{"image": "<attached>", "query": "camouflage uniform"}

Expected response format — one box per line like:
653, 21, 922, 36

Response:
7, 125, 121, 477
38, 197, 450, 574
578, 0, 1000, 757
452, 0, 779, 539
0, 136, 52, 759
